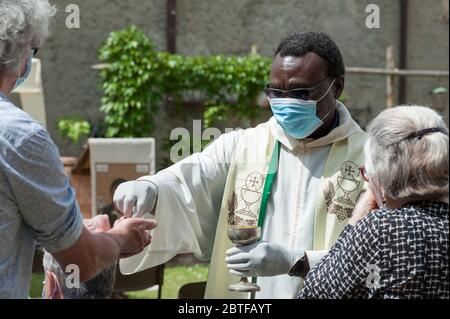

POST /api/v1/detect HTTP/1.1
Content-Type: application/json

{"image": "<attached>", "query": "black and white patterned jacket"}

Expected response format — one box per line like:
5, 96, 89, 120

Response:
299, 201, 449, 299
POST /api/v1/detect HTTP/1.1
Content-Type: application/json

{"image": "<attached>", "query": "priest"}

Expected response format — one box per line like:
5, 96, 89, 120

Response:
113, 32, 367, 299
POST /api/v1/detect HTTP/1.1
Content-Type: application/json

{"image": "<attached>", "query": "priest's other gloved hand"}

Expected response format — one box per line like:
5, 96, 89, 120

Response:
113, 180, 158, 218
225, 241, 304, 277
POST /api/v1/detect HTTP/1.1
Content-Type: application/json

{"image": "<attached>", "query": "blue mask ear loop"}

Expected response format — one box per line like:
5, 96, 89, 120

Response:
13, 50, 33, 90
17, 52, 30, 77
316, 79, 336, 103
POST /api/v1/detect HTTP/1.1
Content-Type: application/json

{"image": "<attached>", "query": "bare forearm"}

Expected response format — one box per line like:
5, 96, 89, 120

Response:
54, 227, 124, 282
81, 231, 124, 280
53, 218, 154, 283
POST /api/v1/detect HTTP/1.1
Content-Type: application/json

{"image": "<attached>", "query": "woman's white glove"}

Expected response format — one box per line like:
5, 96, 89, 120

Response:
225, 241, 304, 277
113, 180, 158, 218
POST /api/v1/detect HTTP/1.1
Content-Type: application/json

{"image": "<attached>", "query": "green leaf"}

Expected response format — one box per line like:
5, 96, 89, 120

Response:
57, 118, 91, 143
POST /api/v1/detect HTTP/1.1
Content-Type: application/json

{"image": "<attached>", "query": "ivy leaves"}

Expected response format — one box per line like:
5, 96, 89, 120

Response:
58, 26, 271, 143
98, 26, 161, 138
98, 26, 271, 137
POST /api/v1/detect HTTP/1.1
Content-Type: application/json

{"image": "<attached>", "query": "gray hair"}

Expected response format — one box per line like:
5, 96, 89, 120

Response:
365, 105, 449, 200
42, 251, 117, 299
0, 0, 55, 72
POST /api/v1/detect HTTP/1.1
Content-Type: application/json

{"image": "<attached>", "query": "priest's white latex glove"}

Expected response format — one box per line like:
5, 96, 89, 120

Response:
113, 180, 158, 218
225, 241, 304, 277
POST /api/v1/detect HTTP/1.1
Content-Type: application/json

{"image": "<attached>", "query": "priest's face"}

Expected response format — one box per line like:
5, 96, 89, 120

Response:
269, 52, 344, 139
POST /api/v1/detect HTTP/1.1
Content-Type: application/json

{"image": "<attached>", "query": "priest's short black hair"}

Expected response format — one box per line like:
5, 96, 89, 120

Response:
275, 32, 345, 78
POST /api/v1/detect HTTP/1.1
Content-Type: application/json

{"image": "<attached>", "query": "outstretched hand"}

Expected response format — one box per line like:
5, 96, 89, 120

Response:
110, 217, 157, 258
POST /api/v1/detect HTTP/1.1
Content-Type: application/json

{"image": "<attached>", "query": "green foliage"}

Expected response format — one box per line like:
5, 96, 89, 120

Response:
99, 26, 162, 138
57, 118, 91, 144
29, 273, 44, 299
158, 53, 272, 127
98, 26, 271, 137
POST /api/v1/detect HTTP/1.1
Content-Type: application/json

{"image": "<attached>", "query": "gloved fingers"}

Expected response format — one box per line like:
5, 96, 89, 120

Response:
225, 253, 251, 264
226, 261, 253, 271
123, 194, 137, 218
227, 241, 261, 255
226, 245, 254, 256
113, 193, 125, 215
135, 193, 150, 218
226, 247, 243, 256
229, 269, 253, 277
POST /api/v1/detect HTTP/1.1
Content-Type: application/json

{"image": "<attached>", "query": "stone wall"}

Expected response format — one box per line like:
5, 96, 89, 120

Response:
29, 0, 448, 167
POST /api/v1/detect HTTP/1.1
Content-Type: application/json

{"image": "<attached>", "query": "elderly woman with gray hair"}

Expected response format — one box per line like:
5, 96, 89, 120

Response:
0, 0, 156, 299
299, 105, 449, 299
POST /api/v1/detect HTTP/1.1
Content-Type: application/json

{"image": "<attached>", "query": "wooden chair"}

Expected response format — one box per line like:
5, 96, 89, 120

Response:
178, 281, 207, 299
113, 264, 165, 299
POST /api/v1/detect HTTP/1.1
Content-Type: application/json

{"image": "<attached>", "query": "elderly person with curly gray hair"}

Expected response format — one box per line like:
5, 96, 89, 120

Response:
0, 0, 52, 85
299, 105, 449, 299
0, 0, 157, 299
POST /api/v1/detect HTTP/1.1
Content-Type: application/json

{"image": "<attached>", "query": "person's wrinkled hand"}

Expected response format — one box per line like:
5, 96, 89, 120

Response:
225, 241, 303, 277
113, 181, 158, 218
84, 214, 111, 233
113, 216, 126, 228
348, 188, 379, 226
109, 217, 158, 259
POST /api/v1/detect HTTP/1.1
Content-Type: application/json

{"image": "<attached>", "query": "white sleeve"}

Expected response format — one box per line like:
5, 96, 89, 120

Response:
120, 130, 242, 274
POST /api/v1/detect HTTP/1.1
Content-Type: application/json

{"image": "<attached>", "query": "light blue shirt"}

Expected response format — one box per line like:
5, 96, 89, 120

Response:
0, 91, 83, 299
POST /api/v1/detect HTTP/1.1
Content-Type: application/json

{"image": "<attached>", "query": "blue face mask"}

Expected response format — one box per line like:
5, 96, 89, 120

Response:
13, 50, 33, 91
269, 79, 336, 139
